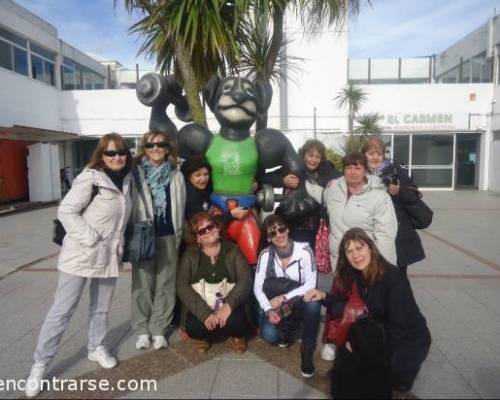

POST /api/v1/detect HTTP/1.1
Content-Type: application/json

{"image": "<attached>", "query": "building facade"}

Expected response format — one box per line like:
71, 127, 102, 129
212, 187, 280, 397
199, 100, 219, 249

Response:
1, 0, 500, 205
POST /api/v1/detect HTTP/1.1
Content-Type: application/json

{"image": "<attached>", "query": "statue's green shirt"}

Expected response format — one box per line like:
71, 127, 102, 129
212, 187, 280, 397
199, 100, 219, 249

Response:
206, 135, 258, 194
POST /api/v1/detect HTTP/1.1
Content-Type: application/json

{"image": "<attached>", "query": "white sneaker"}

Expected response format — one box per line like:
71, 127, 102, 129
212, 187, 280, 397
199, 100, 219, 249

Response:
320, 343, 336, 361
135, 335, 151, 350
88, 345, 118, 369
25, 362, 46, 398
152, 335, 168, 350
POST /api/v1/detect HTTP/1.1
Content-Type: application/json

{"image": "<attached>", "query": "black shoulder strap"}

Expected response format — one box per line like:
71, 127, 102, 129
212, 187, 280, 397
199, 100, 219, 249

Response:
265, 247, 277, 280
81, 184, 99, 214
132, 167, 153, 220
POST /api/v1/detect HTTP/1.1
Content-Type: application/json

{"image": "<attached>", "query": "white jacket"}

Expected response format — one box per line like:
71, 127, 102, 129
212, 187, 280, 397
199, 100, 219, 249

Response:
254, 242, 317, 312
128, 165, 186, 248
306, 175, 397, 267
57, 168, 132, 278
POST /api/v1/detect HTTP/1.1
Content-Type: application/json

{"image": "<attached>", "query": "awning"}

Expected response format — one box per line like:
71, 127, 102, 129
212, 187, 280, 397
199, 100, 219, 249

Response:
0, 125, 93, 142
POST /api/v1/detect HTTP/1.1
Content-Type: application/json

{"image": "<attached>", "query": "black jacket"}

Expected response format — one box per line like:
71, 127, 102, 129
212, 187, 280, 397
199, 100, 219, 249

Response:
184, 181, 211, 222
270, 160, 341, 239
324, 265, 431, 356
380, 163, 426, 267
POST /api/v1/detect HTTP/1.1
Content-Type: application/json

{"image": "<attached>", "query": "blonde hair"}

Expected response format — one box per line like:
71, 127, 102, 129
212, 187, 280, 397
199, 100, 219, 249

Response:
362, 137, 385, 155
136, 131, 178, 167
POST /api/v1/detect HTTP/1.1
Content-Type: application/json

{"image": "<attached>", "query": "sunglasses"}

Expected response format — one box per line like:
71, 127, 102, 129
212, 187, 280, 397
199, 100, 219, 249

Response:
196, 223, 215, 236
267, 226, 288, 239
103, 150, 127, 157
145, 142, 169, 149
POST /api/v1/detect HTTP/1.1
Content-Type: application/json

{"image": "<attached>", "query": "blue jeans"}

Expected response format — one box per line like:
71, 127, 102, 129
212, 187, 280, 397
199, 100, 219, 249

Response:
259, 300, 321, 350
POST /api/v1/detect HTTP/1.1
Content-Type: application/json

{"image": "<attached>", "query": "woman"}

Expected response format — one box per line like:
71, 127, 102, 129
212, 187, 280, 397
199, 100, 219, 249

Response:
130, 131, 185, 351
176, 212, 253, 354
362, 137, 425, 275
25, 133, 133, 398
181, 155, 248, 223
305, 228, 431, 393
254, 214, 320, 378
305, 151, 398, 361
271, 139, 341, 249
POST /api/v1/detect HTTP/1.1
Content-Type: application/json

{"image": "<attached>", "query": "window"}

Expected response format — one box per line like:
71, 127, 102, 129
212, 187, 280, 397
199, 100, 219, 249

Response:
62, 56, 105, 90
30, 43, 56, 86
13, 47, 28, 75
0, 40, 10, 70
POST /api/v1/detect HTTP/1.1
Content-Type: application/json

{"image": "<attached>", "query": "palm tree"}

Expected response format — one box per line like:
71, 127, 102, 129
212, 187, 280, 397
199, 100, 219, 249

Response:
119, 0, 248, 127
238, 0, 360, 130
334, 82, 368, 134
354, 113, 383, 138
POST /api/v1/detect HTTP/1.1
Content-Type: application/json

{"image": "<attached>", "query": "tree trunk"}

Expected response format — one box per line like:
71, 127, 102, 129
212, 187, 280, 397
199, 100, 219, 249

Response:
174, 41, 207, 127
255, 6, 285, 132
138, 0, 207, 127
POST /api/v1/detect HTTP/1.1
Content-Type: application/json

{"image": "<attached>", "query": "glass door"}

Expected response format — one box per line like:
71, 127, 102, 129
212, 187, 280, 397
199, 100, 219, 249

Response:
455, 134, 479, 188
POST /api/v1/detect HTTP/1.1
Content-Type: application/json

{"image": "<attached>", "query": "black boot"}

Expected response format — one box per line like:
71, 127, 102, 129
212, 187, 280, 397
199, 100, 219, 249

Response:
300, 346, 315, 378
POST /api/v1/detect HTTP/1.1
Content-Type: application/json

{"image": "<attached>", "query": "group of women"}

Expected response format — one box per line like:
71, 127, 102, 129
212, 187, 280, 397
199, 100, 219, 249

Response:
25, 132, 430, 398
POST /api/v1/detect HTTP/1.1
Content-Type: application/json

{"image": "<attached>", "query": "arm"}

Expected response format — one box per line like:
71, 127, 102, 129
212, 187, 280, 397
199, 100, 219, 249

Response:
373, 192, 398, 265
253, 249, 273, 312
177, 123, 213, 159
223, 246, 252, 311
57, 169, 100, 248
176, 250, 213, 323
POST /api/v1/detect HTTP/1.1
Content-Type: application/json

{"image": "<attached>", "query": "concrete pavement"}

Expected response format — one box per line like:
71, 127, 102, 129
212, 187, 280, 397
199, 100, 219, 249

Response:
0, 191, 499, 398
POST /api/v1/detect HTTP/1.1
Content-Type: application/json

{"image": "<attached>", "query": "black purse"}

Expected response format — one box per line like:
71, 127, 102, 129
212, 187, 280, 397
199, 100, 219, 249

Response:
403, 188, 433, 229
122, 168, 156, 263
52, 184, 99, 246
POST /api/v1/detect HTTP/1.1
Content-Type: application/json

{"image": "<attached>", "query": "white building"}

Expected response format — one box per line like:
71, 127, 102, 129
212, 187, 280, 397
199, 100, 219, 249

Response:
1, 0, 499, 205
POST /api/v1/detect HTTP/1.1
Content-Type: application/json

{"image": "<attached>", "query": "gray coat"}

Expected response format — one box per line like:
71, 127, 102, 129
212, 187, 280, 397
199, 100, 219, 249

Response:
128, 165, 186, 248
306, 175, 397, 267
57, 168, 132, 278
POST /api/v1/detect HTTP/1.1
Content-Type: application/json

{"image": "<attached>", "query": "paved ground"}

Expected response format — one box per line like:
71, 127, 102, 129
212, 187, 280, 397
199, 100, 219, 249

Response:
0, 191, 500, 399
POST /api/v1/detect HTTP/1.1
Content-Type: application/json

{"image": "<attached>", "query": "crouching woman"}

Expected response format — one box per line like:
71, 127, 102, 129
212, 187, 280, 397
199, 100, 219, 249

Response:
305, 227, 431, 392
176, 212, 253, 354
254, 214, 320, 378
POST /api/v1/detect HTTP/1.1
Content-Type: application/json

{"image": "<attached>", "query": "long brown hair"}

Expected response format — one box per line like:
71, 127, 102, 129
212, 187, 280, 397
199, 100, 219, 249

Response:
335, 228, 386, 292
185, 212, 225, 246
136, 131, 178, 167
87, 133, 132, 171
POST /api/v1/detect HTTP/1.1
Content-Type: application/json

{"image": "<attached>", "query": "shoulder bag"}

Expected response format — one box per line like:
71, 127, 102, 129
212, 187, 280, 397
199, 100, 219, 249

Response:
315, 200, 331, 274
403, 187, 433, 230
52, 184, 99, 246
122, 168, 156, 263
326, 282, 368, 347
191, 278, 236, 310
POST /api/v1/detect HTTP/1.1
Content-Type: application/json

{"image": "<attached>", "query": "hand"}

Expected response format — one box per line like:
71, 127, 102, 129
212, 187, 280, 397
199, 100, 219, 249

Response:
204, 314, 219, 331
251, 181, 259, 193
270, 295, 286, 309
267, 310, 281, 325
303, 288, 326, 302
230, 206, 249, 220
283, 174, 300, 189
388, 181, 400, 196
215, 303, 232, 328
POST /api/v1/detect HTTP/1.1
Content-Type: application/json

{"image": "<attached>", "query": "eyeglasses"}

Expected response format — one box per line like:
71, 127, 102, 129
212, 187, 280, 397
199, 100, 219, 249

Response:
196, 223, 215, 236
267, 226, 288, 239
145, 142, 169, 149
103, 150, 127, 157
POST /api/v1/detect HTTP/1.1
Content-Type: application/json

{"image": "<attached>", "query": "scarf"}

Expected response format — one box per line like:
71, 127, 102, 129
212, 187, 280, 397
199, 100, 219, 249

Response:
274, 240, 294, 259
142, 159, 171, 221
369, 159, 393, 177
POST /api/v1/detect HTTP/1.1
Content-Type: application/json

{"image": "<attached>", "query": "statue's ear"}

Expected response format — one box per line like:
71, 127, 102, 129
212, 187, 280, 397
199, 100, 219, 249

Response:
202, 75, 222, 112
254, 80, 273, 113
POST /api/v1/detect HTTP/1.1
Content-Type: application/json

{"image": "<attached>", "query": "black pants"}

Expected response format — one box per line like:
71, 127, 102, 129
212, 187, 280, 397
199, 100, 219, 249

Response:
391, 332, 431, 389
185, 306, 252, 343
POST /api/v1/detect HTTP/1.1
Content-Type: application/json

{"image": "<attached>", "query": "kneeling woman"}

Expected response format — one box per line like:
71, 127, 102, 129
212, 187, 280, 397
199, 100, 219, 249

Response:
305, 227, 431, 392
176, 212, 253, 354
254, 214, 320, 378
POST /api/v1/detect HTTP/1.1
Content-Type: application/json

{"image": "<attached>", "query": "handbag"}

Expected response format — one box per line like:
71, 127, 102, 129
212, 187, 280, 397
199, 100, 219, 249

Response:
123, 168, 156, 263
326, 282, 368, 347
52, 184, 99, 246
315, 208, 331, 274
403, 189, 433, 229
191, 278, 236, 310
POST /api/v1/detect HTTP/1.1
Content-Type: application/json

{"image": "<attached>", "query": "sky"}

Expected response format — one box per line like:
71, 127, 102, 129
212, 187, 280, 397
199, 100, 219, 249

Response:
14, 0, 500, 68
